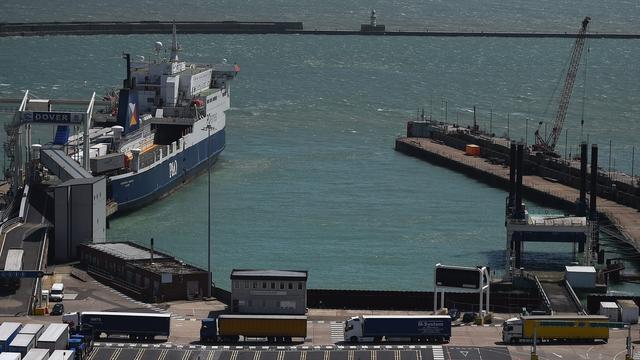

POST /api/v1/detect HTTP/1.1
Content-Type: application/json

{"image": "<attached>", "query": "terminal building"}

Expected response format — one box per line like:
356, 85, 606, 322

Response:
79, 242, 209, 302
230, 269, 307, 315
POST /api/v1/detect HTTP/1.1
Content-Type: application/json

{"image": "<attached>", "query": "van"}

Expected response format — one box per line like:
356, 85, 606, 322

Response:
50, 283, 64, 302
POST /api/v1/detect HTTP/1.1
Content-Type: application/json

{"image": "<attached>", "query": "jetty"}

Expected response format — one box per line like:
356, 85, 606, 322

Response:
1, 21, 639, 38
395, 135, 640, 253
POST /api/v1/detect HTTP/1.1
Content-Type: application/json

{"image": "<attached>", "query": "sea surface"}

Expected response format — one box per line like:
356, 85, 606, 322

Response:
0, 1, 639, 292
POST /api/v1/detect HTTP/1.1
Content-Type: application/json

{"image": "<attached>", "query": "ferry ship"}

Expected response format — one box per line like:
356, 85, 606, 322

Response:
86, 25, 238, 213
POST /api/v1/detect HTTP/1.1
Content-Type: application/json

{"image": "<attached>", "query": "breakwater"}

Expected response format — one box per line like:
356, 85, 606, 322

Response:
394, 131, 640, 253
2, 21, 639, 38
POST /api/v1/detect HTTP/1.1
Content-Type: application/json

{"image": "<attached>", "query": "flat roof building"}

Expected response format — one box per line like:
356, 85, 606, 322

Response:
230, 269, 307, 315
79, 241, 209, 302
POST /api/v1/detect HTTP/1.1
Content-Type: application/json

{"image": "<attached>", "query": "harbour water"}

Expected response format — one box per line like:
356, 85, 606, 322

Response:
0, 2, 639, 291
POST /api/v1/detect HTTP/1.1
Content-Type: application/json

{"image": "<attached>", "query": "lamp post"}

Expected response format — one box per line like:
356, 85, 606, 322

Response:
204, 123, 213, 298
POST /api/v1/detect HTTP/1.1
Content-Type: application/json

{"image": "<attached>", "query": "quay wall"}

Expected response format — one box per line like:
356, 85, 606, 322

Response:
212, 283, 544, 313
1, 21, 639, 38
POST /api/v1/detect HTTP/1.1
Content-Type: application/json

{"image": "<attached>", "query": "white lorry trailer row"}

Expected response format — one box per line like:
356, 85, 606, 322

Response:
38, 323, 69, 354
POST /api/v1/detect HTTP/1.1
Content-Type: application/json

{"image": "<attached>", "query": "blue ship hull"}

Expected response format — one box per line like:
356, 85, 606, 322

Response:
109, 127, 225, 213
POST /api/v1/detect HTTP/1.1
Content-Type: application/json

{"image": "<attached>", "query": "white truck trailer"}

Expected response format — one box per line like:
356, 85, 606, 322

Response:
0, 322, 23, 352
8, 333, 35, 356
38, 323, 69, 354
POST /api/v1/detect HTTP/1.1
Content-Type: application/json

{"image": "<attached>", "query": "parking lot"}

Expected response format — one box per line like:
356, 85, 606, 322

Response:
86, 345, 512, 360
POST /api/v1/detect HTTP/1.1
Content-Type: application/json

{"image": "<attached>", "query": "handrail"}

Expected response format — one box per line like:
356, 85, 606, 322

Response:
519, 270, 554, 315
563, 279, 587, 315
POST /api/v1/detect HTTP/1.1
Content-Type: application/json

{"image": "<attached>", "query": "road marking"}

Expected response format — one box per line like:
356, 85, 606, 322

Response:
253, 350, 261, 360
158, 349, 168, 360
348, 350, 354, 360
300, 350, 307, 360
371, 350, 376, 360
182, 350, 192, 360
207, 350, 216, 360
133, 349, 144, 360
324, 350, 330, 360
277, 351, 285, 360
416, 350, 422, 360
394, 350, 401, 360
230, 350, 239, 360
552, 353, 563, 358
109, 348, 122, 360
433, 345, 444, 360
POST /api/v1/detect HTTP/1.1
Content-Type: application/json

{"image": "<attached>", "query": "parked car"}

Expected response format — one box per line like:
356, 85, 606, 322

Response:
51, 303, 65, 315
448, 308, 460, 321
462, 312, 477, 323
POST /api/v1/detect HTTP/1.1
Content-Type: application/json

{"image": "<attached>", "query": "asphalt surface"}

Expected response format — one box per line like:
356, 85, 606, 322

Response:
0, 187, 49, 316
86, 345, 511, 360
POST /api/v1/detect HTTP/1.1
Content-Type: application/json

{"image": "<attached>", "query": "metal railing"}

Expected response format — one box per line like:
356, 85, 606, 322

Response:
563, 279, 587, 315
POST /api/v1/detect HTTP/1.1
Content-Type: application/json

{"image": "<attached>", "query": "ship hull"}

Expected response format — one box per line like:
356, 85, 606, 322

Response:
109, 127, 225, 214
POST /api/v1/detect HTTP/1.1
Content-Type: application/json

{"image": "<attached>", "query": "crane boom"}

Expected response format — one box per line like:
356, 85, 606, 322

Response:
534, 16, 590, 155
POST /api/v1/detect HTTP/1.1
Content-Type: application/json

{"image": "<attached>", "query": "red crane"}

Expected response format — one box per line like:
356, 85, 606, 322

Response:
533, 17, 591, 156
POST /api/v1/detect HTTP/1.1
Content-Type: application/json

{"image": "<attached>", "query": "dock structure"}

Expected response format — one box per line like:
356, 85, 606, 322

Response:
394, 136, 640, 253
1, 21, 639, 38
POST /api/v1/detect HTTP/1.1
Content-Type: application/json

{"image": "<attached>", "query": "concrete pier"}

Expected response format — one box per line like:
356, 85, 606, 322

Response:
1, 21, 639, 38
395, 137, 640, 252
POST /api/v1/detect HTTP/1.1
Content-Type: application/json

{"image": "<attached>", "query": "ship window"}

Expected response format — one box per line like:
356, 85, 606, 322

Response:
244, 281, 249, 288
288, 283, 293, 290
298, 282, 303, 290
262, 282, 266, 289
280, 282, 284, 290
147, 97, 154, 103
253, 282, 257, 289
213, 96, 217, 101
271, 282, 275, 289
234, 281, 239, 289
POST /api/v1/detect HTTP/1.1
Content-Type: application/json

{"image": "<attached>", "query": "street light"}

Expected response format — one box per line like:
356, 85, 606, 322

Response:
203, 123, 214, 298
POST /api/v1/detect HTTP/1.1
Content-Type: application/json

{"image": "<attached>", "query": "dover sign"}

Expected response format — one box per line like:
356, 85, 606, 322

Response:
21, 111, 85, 124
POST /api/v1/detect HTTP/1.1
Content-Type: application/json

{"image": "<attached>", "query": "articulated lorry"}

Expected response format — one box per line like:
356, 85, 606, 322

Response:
344, 315, 451, 343
502, 315, 610, 344
63, 312, 170, 340
200, 314, 307, 343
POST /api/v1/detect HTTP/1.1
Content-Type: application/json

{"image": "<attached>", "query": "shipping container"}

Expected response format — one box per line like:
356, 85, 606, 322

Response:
38, 323, 69, 354
22, 348, 50, 360
19, 324, 44, 344
599, 302, 619, 322
0, 322, 23, 352
617, 300, 639, 324
90, 153, 124, 173
0, 352, 21, 360
202, 315, 307, 343
48, 350, 75, 360
8, 334, 35, 356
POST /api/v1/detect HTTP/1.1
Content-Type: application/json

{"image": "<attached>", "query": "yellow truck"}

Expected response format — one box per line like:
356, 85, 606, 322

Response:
502, 315, 609, 344
201, 314, 307, 343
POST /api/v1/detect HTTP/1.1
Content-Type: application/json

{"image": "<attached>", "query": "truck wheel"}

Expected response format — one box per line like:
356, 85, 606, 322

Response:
350, 336, 358, 343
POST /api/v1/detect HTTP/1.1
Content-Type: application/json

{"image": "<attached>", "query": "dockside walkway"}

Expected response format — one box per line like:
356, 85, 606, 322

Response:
395, 137, 640, 253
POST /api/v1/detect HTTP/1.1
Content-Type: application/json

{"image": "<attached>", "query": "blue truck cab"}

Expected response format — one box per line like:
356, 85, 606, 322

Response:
200, 318, 218, 342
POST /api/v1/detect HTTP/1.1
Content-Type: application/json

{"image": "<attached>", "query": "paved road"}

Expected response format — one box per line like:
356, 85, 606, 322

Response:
87, 345, 511, 360
0, 187, 50, 315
